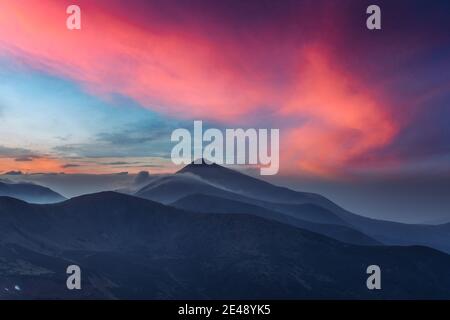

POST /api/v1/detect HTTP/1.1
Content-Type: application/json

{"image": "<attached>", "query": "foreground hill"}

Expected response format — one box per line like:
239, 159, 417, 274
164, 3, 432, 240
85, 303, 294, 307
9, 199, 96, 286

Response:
1, 192, 450, 299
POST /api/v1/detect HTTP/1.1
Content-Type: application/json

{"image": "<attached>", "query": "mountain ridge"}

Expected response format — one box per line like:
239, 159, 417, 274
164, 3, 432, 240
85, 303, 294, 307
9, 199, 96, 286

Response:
1, 191, 450, 299
0, 180, 66, 204
136, 162, 450, 253
172, 193, 380, 246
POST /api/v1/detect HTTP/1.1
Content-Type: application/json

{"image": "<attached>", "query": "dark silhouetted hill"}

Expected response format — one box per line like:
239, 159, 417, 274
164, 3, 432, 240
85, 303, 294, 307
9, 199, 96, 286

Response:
1, 192, 450, 299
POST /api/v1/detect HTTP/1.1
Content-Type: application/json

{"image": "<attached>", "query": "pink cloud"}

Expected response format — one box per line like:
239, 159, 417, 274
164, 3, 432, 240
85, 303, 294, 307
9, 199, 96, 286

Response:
0, 0, 399, 175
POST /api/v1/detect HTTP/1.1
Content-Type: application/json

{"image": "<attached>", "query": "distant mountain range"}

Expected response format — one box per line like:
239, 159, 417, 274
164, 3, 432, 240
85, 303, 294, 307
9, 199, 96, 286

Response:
0, 180, 66, 204
0, 161, 449, 299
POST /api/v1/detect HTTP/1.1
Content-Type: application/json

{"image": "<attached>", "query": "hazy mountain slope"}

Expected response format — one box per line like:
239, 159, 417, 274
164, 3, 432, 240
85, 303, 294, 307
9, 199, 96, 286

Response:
259, 202, 349, 226
1, 192, 450, 299
176, 162, 450, 254
134, 174, 231, 204
172, 193, 380, 246
0, 181, 66, 204
334, 208, 450, 254
177, 162, 321, 204
135, 172, 348, 227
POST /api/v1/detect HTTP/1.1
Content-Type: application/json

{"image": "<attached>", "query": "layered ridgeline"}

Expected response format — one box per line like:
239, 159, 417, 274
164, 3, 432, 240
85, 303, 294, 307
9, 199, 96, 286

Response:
1, 162, 449, 299
136, 161, 450, 254
0, 179, 66, 204
0, 192, 450, 299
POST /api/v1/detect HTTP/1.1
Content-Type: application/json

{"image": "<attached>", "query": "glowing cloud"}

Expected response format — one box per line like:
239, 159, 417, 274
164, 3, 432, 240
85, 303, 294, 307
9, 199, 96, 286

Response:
279, 46, 397, 175
0, 157, 65, 174
0, 1, 402, 175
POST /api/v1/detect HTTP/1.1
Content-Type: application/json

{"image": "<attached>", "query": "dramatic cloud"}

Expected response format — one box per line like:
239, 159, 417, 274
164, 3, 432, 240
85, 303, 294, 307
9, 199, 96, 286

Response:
0, 0, 448, 176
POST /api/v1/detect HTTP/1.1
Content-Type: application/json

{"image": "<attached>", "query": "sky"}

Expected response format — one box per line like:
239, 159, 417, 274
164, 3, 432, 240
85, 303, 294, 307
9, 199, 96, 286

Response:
0, 0, 449, 222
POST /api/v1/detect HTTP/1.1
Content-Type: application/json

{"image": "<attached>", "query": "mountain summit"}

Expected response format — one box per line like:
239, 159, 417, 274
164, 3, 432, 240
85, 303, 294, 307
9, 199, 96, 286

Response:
177, 159, 319, 204
177, 158, 229, 173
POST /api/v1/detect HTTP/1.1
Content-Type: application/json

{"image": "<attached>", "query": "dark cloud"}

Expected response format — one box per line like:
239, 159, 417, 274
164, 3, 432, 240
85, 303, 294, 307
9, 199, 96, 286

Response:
55, 134, 72, 141
0, 145, 40, 158
53, 118, 181, 158
53, 143, 172, 158
61, 164, 81, 168
15, 156, 35, 162
102, 161, 140, 166
95, 119, 177, 146
140, 164, 160, 168
134, 171, 150, 185
4, 171, 23, 175
96, 131, 163, 145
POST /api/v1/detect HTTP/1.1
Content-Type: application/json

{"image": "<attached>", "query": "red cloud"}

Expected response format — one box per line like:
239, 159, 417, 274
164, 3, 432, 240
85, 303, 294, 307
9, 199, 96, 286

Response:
279, 45, 397, 175
0, 0, 399, 175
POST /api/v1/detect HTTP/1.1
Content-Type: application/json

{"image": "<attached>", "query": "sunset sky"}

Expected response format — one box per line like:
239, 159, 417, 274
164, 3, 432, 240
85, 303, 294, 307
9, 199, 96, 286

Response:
0, 0, 449, 222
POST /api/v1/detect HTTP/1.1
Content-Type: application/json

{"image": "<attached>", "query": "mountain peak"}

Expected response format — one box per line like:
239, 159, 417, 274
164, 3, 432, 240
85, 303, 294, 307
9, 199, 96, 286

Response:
177, 159, 229, 174
190, 158, 219, 166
